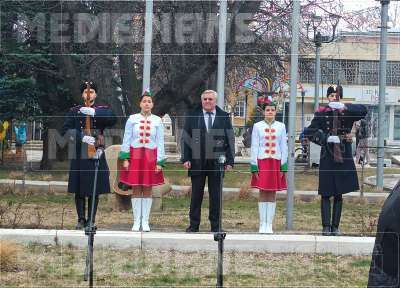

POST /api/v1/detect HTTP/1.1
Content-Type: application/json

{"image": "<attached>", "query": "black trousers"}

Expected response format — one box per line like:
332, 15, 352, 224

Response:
189, 161, 222, 230
75, 195, 99, 223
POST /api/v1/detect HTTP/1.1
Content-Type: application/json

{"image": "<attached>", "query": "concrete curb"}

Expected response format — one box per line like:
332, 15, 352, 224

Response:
365, 174, 399, 191
0, 229, 375, 256
171, 185, 389, 202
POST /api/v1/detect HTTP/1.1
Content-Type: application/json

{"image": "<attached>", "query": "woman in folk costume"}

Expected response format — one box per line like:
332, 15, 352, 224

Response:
250, 97, 288, 234
118, 89, 165, 232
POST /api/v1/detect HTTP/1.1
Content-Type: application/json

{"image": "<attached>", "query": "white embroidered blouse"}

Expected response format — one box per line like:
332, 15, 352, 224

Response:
119, 113, 166, 166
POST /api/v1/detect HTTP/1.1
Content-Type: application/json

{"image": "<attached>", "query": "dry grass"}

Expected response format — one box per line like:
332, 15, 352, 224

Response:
0, 243, 371, 287
0, 240, 21, 272
0, 162, 388, 234
0, 192, 383, 235
7, 171, 24, 180
238, 182, 252, 200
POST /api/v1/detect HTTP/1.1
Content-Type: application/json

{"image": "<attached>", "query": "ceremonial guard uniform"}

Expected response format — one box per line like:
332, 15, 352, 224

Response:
304, 85, 367, 235
62, 81, 116, 229
250, 99, 287, 234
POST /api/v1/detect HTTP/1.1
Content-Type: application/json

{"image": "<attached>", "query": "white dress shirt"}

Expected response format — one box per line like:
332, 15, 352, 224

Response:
203, 109, 216, 131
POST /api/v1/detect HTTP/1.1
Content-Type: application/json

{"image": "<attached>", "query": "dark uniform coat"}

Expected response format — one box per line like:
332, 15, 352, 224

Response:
368, 181, 400, 287
181, 106, 235, 176
62, 104, 116, 197
304, 104, 367, 197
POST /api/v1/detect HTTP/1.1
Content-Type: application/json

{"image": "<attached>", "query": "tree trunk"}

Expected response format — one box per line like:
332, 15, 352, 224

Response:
89, 56, 124, 128
119, 54, 141, 115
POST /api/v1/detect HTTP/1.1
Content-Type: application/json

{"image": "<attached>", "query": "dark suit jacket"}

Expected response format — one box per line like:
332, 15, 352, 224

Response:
181, 106, 235, 176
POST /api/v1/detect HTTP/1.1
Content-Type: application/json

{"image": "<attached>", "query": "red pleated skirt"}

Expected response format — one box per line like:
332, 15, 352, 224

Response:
119, 147, 164, 187
251, 158, 287, 191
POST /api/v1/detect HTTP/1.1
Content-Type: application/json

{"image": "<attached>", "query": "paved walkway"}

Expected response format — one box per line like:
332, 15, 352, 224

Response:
0, 228, 375, 256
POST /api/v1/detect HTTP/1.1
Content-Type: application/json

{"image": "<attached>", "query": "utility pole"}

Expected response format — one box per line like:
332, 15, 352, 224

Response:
376, 0, 390, 190
217, 0, 227, 108
142, 0, 153, 93
314, 35, 321, 111
286, 0, 301, 230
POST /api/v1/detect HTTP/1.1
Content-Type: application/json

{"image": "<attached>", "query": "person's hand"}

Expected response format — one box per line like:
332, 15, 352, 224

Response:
82, 135, 95, 145
225, 165, 233, 171
79, 107, 95, 116
328, 102, 345, 110
327, 135, 340, 144
345, 133, 353, 143
253, 172, 259, 180
122, 159, 129, 170
183, 161, 191, 169
155, 165, 162, 173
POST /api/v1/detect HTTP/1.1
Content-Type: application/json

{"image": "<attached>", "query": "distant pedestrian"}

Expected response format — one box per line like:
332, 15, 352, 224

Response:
355, 118, 370, 166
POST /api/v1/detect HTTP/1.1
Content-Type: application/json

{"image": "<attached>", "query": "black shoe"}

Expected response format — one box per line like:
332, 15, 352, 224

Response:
322, 226, 331, 236
331, 226, 341, 236
185, 226, 199, 233
75, 219, 86, 230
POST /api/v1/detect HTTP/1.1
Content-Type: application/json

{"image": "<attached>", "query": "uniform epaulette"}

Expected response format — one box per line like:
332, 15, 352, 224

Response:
94, 105, 109, 109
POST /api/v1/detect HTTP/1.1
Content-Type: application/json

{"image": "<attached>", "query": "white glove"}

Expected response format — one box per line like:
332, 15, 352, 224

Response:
328, 102, 345, 110
79, 107, 95, 116
327, 135, 341, 144
82, 135, 95, 145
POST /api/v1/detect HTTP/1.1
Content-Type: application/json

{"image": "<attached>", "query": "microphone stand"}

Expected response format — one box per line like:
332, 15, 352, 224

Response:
84, 148, 103, 287
360, 147, 366, 198
214, 154, 226, 288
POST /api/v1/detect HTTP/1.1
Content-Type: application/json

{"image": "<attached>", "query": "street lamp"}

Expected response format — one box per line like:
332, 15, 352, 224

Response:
116, 87, 126, 117
306, 13, 340, 111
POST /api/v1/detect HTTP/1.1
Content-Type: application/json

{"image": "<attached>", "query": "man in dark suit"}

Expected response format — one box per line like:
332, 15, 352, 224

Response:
182, 90, 235, 232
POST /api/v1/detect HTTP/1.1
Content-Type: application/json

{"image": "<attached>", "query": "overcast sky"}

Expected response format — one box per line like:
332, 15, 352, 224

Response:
343, 0, 400, 30
342, 0, 379, 11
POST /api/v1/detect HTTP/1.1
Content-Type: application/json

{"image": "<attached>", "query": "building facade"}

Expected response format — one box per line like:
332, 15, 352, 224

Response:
298, 31, 400, 140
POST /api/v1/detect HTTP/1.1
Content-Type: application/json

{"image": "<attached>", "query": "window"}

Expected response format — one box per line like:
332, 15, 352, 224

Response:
394, 107, 400, 140
234, 100, 245, 117
299, 59, 400, 86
